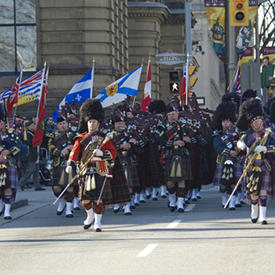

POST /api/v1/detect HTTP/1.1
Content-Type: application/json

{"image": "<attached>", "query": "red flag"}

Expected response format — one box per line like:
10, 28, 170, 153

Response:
141, 59, 151, 112
32, 66, 48, 147
5, 74, 21, 116
179, 73, 187, 105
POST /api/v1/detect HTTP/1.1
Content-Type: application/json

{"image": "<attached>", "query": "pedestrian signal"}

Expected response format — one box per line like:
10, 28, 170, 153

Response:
169, 71, 180, 93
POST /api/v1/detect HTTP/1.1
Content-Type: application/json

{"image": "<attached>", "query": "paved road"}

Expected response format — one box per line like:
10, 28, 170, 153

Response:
1, 186, 275, 275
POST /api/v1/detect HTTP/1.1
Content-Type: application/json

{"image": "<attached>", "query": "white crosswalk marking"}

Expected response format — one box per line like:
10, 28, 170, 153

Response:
137, 243, 158, 258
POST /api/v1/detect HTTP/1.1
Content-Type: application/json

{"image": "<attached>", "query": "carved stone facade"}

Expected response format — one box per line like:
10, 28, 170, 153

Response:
0, 0, 222, 116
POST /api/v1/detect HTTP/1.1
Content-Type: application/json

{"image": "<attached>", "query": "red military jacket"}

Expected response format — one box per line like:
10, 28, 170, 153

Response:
68, 131, 117, 165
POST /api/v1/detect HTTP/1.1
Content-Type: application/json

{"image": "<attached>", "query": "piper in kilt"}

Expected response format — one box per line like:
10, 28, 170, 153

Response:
111, 114, 135, 215
212, 101, 244, 210
67, 99, 117, 232
48, 116, 76, 218
0, 103, 28, 219
237, 98, 275, 224
147, 100, 167, 200
163, 105, 192, 212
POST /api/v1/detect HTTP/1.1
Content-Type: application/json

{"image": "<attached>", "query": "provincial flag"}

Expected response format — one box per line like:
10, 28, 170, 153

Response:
53, 68, 94, 122
32, 65, 49, 147
141, 59, 151, 112
96, 65, 142, 108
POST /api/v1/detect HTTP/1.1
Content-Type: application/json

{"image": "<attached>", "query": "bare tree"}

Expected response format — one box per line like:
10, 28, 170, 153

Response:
259, 0, 275, 48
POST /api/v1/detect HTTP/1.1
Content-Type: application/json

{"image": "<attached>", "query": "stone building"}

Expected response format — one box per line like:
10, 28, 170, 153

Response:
0, 0, 223, 117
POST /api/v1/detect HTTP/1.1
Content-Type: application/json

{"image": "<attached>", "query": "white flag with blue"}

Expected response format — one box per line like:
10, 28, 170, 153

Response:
96, 65, 142, 108
53, 68, 94, 121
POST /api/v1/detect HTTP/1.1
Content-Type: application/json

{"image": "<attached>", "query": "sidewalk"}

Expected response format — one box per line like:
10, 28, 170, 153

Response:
0, 186, 54, 226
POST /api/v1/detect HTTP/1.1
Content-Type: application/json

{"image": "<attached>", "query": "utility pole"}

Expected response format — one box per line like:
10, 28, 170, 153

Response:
227, 0, 237, 90
185, 0, 192, 105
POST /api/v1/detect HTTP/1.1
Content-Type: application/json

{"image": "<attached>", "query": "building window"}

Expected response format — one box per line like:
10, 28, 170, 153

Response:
0, 0, 36, 74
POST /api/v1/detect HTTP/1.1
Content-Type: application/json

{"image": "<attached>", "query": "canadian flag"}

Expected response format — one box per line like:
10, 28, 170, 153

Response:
141, 59, 151, 112
179, 72, 187, 105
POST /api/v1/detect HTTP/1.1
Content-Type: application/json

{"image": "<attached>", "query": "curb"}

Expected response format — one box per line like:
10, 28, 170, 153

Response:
11, 199, 29, 211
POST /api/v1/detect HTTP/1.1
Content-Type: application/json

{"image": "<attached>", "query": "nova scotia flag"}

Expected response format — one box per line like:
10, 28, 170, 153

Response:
53, 68, 94, 121
96, 65, 142, 108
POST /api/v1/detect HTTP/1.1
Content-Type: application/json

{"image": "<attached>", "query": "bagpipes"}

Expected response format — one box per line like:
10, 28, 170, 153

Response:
53, 132, 113, 205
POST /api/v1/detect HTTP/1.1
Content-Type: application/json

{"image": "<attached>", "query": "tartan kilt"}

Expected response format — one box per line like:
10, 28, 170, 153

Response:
146, 143, 163, 188
79, 174, 113, 205
136, 150, 147, 190
245, 159, 272, 197
7, 166, 19, 189
188, 144, 201, 188
51, 166, 78, 188
110, 159, 131, 203
165, 154, 192, 183
213, 164, 222, 186
213, 161, 244, 189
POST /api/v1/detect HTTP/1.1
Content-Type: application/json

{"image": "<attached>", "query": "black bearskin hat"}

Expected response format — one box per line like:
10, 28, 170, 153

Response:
237, 98, 263, 131
57, 116, 66, 123
148, 100, 166, 114
241, 89, 257, 103
269, 98, 275, 124
78, 99, 104, 134
112, 114, 124, 124
222, 92, 241, 111
211, 102, 237, 130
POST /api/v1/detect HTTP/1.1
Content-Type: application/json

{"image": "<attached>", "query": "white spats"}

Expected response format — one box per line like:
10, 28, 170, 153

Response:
168, 193, 176, 207
123, 202, 132, 215
4, 203, 11, 219
73, 197, 80, 210
251, 203, 259, 221
221, 193, 228, 207
84, 208, 94, 226
176, 197, 185, 212
191, 189, 197, 201
160, 185, 167, 198
229, 195, 236, 210
57, 197, 66, 214
152, 187, 159, 200
145, 187, 151, 199
65, 202, 73, 217
259, 206, 267, 224
139, 191, 145, 203
134, 193, 140, 205
94, 213, 102, 231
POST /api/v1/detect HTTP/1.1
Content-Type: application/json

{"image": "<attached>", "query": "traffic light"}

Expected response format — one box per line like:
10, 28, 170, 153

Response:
169, 71, 180, 93
229, 0, 249, 26
188, 65, 198, 88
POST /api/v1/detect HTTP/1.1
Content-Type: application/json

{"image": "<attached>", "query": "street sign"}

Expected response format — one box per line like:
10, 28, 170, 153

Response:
155, 52, 187, 65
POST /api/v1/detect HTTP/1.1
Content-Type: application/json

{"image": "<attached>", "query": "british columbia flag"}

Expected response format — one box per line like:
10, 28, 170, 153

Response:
0, 69, 44, 106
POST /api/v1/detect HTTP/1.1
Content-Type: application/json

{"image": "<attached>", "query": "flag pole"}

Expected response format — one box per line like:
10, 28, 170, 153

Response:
132, 59, 144, 108
35, 62, 47, 129
91, 58, 95, 98
12, 70, 23, 126
34, 62, 47, 163
227, 59, 240, 92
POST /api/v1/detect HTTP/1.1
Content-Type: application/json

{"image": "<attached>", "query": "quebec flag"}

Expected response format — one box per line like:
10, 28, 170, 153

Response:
53, 68, 94, 121
96, 65, 142, 108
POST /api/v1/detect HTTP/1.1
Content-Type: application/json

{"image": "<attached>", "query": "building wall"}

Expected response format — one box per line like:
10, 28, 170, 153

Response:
0, 0, 223, 117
